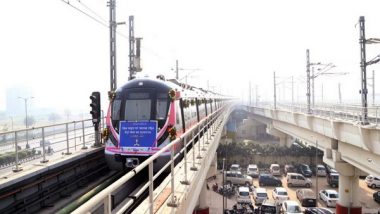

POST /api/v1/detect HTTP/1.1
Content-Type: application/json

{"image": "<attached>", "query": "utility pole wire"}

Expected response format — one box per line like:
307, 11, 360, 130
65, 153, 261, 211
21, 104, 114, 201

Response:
60, 0, 171, 62
77, 0, 108, 23
60, 0, 129, 39
61, 0, 108, 28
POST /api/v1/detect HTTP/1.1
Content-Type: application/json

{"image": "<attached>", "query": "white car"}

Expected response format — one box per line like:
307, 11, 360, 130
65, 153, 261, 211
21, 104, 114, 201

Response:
247, 164, 259, 178
319, 189, 339, 207
316, 164, 327, 177
225, 171, 253, 186
237, 186, 251, 204
272, 187, 289, 204
281, 200, 303, 214
365, 175, 380, 188
270, 164, 281, 176
230, 164, 241, 172
253, 187, 268, 205
286, 173, 312, 187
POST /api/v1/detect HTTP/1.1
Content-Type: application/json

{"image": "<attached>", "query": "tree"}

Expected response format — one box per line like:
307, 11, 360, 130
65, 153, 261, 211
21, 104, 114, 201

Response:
1, 124, 8, 143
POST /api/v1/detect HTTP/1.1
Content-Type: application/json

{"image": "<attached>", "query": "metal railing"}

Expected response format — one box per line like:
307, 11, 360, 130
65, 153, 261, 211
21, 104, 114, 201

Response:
250, 103, 380, 125
0, 118, 99, 172
72, 104, 231, 214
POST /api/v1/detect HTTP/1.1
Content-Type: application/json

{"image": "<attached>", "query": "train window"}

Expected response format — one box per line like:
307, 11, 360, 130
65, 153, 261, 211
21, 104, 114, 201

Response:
125, 92, 151, 121
112, 99, 121, 120
156, 93, 168, 120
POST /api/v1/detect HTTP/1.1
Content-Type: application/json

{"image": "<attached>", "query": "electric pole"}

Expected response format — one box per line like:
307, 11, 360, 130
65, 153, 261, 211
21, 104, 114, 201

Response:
249, 81, 252, 106
373, 70, 375, 105
135, 37, 142, 72
359, 16, 369, 124
255, 85, 258, 106
368, 70, 376, 106
312, 67, 315, 107
274, 71, 277, 110
129, 16, 135, 80
291, 76, 294, 105
176, 60, 179, 80
127, 16, 142, 80
321, 84, 324, 104
338, 83, 342, 104
108, 0, 117, 91
306, 49, 311, 114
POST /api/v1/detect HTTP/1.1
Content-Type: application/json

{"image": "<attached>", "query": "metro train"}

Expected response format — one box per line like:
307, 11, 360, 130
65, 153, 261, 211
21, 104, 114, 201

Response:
103, 76, 230, 171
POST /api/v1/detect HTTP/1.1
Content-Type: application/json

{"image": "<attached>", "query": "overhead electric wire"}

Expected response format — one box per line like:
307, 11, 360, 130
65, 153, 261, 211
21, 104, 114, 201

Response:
76, 0, 108, 23
60, 0, 173, 63
61, 0, 108, 28
60, 0, 128, 39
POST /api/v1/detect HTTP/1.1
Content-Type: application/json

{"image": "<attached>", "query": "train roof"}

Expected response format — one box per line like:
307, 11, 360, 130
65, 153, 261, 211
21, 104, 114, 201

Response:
117, 76, 228, 100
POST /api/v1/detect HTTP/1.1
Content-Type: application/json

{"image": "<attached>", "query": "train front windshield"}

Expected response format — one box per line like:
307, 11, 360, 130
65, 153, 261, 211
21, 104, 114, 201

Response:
111, 91, 169, 132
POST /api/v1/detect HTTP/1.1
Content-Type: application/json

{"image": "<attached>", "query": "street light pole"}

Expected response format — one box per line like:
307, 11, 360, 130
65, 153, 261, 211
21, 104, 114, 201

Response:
18, 96, 34, 148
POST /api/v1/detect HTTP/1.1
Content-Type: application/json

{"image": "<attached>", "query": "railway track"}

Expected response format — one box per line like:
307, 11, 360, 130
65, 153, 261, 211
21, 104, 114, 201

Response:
0, 149, 107, 214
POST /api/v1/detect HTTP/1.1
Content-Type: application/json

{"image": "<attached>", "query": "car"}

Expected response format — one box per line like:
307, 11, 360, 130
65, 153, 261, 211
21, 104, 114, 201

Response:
257, 199, 277, 214
327, 172, 339, 187
324, 164, 337, 175
272, 187, 289, 204
230, 164, 241, 172
286, 173, 312, 188
365, 175, 380, 188
225, 171, 253, 186
259, 174, 282, 186
281, 200, 302, 214
253, 187, 268, 205
270, 164, 281, 176
237, 186, 251, 204
295, 189, 316, 207
316, 164, 327, 177
298, 164, 312, 177
232, 203, 255, 213
284, 164, 296, 175
319, 189, 339, 207
247, 164, 259, 178
304, 207, 334, 214
374, 191, 380, 203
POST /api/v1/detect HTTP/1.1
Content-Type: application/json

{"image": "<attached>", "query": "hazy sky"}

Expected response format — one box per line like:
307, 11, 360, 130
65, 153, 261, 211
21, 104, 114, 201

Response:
1, 0, 380, 114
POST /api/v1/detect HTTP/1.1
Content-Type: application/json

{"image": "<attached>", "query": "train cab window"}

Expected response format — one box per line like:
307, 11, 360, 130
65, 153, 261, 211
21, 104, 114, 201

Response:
125, 92, 151, 121
111, 99, 122, 131
112, 99, 121, 121
156, 93, 169, 120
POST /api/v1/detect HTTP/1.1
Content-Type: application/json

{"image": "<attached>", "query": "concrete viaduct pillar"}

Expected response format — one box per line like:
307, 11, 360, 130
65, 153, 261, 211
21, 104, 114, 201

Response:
198, 181, 208, 210
333, 153, 362, 213
266, 125, 293, 147
336, 173, 362, 214
195, 153, 218, 214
